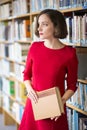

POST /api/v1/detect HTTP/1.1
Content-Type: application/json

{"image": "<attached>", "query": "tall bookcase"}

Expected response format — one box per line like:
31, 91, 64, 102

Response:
0, 0, 87, 130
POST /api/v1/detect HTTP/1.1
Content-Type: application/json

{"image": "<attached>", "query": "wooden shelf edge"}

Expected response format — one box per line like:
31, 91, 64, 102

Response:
60, 7, 82, 13
78, 79, 87, 84
3, 107, 20, 125
0, 56, 25, 66
0, 0, 11, 4
30, 7, 83, 15
3, 90, 25, 107
66, 103, 87, 115
0, 107, 2, 113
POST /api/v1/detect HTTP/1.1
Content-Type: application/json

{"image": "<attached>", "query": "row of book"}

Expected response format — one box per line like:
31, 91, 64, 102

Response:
0, 42, 29, 62
3, 93, 24, 123
14, 19, 31, 41
0, 77, 27, 103
67, 82, 87, 112
0, 59, 24, 81
67, 108, 87, 130
0, 21, 14, 42
12, 0, 29, 16
0, 2, 12, 18
0, 76, 25, 122
0, 0, 30, 18
0, 19, 31, 41
31, 0, 87, 12
65, 14, 87, 46
0, 14, 87, 46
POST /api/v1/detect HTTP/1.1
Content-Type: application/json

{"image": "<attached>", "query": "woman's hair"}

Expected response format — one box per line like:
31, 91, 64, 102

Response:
35, 9, 68, 39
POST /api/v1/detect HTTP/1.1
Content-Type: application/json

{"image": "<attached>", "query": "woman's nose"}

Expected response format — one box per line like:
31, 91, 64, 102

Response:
38, 25, 42, 31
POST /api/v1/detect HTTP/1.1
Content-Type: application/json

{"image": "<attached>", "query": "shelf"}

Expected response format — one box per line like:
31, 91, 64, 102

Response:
12, 13, 31, 19
0, 56, 25, 65
4, 92, 25, 107
6, 76, 23, 83
0, 107, 2, 113
5, 57, 25, 65
0, 17, 13, 21
78, 79, 87, 84
31, 7, 83, 16
60, 7, 83, 13
15, 40, 32, 44
31, 11, 40, 16
0, 40, 14, 44
1, 107, 20, 130
76, 47, 87, 53
3, 107, 20, 125
66, 103, 87, 115
0, 0, 11, 4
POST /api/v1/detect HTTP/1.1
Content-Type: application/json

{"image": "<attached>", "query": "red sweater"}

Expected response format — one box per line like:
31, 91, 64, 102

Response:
19, 41, 78, 130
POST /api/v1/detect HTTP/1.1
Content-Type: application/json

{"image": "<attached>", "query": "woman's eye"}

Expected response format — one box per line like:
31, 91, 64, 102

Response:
43, 23, 48, 26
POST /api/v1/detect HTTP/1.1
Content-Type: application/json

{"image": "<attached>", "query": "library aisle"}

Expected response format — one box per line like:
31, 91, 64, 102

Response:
0, 114, 16, 130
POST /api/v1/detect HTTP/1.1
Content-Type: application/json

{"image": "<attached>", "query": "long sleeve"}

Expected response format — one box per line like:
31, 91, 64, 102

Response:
23, 45, 32, 81
66, 48, 78, 92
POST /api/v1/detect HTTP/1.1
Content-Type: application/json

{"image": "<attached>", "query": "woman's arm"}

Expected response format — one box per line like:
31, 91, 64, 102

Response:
62, 89, 74, 104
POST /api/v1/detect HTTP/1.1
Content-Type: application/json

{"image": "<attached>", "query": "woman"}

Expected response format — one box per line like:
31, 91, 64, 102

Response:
19, 9, 78, 130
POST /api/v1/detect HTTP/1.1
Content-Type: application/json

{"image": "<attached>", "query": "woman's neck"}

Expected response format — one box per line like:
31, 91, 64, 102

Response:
44, 39, 65, 49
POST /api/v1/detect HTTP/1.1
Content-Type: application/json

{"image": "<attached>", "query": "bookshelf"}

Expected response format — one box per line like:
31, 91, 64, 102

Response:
0, 0, 87, 130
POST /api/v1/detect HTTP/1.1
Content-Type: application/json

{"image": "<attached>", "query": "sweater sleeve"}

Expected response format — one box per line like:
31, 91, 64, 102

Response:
23, 45, 33, 81
66, 48, 78, 92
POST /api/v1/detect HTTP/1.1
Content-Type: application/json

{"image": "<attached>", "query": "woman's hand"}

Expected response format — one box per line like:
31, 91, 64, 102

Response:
24, 80, 38, 103
27, 87, 38, 103
50, 98, 65, 121
51, 116, 59, 121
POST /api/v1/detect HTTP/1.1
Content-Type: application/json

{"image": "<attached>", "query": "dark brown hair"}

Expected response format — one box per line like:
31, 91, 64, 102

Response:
35, 9, 68, 39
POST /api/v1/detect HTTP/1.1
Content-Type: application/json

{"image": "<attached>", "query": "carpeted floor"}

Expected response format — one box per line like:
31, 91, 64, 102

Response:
0, 114, 16, 130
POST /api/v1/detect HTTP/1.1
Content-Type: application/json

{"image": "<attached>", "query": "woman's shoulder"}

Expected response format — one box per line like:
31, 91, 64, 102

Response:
31, 41, 44, 48
65, 45, 77, 58
65, 45, 76, 53
29, 41, 44, 52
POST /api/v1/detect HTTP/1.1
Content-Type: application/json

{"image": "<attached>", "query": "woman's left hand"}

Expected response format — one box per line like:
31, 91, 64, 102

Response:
50, 98, 65, 121
51, 116, 59, 121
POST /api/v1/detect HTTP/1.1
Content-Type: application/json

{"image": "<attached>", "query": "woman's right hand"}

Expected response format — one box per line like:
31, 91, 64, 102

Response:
27, 87, 38, 103
24, 80, 38, 103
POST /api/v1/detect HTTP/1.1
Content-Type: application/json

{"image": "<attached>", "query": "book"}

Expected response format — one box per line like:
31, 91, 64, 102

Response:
9, 81, 15, 97
19, 82, 27, 102
31, 87, 64, 120
79, 118, 87, 130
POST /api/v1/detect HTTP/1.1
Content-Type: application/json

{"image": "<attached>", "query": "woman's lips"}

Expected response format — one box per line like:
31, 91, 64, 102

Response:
39, 33, 43, 35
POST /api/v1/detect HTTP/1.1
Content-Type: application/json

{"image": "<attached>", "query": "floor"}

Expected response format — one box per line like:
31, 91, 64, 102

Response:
0, 114, 16, 130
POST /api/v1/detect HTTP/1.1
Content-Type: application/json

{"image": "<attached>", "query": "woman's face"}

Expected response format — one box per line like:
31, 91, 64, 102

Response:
38, 14, 55, 40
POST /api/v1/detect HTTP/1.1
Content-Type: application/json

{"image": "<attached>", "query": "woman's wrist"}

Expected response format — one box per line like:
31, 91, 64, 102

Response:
62, 98, 66, 105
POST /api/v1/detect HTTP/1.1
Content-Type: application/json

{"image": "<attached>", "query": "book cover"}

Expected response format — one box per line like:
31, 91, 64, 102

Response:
9, 81, 15, 97
32, 87, 64, 120
19, 82, 27, 102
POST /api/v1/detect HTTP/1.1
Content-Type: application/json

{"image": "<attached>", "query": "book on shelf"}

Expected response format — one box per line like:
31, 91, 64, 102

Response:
19, 82, 27, 102
79, 118, 87, 130
31, 87, 64, 120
